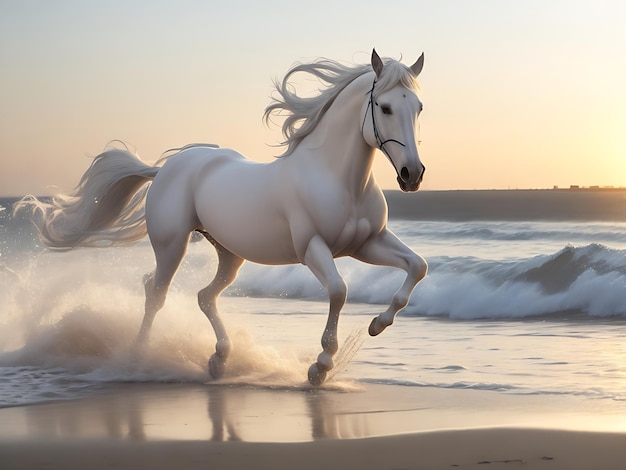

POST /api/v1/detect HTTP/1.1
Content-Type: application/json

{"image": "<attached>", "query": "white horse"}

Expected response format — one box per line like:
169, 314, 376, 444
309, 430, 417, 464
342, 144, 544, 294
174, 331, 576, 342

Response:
19, 49, 428, 385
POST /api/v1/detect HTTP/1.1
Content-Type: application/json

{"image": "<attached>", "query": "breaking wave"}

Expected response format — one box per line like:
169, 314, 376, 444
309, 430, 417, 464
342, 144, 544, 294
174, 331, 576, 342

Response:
234, 243, 626, 320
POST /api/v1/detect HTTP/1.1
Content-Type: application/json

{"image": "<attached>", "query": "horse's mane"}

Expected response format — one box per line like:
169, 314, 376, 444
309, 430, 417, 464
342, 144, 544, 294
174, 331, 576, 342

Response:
263, 56, 419, 157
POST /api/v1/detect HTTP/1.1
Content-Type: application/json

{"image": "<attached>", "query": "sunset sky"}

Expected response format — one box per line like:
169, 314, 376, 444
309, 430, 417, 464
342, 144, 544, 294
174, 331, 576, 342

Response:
1, 0, 625, 195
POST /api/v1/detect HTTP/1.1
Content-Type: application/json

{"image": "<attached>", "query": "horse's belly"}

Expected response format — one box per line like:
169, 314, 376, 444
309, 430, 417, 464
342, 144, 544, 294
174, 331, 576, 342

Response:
195, 192, 298, 264
214, 223, 298, 265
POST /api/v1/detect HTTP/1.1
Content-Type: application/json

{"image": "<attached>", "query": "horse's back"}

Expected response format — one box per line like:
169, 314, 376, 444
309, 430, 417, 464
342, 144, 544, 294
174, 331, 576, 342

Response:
145, 147, 295, 261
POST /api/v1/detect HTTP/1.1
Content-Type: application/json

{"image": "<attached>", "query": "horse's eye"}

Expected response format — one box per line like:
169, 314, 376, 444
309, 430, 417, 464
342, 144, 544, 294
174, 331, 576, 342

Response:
381, 105, 392, 115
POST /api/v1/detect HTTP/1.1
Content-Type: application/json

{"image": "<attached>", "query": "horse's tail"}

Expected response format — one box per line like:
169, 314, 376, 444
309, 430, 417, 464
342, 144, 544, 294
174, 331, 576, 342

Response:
15, 148, 161, 248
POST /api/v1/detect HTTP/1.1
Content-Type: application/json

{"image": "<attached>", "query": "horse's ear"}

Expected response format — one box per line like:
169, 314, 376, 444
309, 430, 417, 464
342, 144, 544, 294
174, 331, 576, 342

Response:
410, 53, 424, 77
371, 48, 384, 78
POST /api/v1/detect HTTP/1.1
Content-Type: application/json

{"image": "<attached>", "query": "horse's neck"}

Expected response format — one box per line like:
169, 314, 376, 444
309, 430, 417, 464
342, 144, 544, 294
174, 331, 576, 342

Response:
299, 76, 376, 196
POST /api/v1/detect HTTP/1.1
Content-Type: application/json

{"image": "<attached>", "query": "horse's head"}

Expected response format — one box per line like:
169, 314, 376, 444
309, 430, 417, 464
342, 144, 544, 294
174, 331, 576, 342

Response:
361, 49, 425, 192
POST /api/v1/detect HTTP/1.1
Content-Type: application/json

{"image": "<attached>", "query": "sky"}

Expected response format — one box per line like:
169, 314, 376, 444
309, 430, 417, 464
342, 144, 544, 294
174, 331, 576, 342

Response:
1, 0, 625, 195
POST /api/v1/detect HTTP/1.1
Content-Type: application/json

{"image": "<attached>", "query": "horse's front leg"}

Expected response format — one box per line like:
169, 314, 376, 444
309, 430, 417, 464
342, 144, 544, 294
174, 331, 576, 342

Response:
304, 235, 347, 386
354, 229, 428, 336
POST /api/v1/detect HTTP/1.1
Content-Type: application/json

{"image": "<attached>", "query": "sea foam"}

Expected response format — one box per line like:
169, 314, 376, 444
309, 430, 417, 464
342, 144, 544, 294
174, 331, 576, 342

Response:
234, 243, 626, 320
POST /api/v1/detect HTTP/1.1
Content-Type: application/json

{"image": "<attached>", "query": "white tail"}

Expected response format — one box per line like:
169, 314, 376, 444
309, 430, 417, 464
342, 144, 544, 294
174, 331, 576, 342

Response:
16, 149, 160, 248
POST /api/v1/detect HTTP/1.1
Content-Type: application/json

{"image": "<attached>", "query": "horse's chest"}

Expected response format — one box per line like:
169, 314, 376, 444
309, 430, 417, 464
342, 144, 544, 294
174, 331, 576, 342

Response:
331, 216, 373, 255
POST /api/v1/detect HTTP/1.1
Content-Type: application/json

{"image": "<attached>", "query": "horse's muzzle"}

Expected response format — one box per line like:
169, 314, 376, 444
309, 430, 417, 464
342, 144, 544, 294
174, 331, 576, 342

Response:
397, 164, 425, 192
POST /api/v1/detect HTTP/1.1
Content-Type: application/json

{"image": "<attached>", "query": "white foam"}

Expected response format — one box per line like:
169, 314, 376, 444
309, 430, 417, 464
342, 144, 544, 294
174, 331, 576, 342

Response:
233, 244, 626, 320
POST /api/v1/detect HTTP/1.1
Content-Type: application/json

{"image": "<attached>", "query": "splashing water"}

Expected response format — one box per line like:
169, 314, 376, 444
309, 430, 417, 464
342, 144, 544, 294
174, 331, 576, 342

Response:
326, 328, 367, 383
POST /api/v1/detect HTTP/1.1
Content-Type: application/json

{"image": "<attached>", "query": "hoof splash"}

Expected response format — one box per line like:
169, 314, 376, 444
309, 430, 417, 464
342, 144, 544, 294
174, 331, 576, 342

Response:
208, 354, 226, 380
307, 363, 327, 386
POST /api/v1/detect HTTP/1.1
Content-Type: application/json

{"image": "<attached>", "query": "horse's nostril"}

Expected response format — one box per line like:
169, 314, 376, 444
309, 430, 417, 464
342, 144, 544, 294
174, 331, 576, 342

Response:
400, 167, 410, 182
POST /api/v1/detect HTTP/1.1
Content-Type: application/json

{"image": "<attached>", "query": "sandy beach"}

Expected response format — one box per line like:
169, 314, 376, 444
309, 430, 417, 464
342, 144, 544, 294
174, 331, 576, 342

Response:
1, 382, 625, 469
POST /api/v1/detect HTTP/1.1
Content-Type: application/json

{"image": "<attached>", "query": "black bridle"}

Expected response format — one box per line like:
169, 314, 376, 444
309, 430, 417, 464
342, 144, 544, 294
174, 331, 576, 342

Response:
361, 79, 407, 161
361, 78, 426, 188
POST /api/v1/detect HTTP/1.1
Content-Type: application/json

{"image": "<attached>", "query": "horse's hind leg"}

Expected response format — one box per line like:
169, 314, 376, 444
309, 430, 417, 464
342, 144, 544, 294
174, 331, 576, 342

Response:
137, 234, 189, 344
197, 232, 245, 379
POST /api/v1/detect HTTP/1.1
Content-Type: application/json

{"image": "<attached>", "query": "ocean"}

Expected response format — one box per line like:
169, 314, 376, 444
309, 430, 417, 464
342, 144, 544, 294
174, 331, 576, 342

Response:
1, 190, 626, 409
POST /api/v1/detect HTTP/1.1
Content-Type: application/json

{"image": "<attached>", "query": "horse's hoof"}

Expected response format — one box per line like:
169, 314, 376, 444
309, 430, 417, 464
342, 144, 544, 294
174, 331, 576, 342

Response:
208, 354, 226, 380
308, 363, 327, 386
368, 317, 382, 336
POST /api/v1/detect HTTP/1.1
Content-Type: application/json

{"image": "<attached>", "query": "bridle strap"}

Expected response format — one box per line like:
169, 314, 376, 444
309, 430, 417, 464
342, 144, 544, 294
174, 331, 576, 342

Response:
361, 78, 426, 187
361, 79, 406, 164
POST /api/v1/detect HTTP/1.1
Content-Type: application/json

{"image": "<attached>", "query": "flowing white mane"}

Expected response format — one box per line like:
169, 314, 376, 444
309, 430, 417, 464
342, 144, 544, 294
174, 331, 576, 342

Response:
263, 56, 419, 156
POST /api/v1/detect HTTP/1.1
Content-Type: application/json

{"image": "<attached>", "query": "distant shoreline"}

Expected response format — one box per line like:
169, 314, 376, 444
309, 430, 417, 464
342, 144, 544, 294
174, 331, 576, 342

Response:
385, 189, 626, 222
4, 189, 626, 222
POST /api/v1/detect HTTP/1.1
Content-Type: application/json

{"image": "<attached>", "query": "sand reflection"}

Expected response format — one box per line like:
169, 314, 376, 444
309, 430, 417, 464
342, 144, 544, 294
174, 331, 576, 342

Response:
9, 383, 377, 442
2, 382, 625, 444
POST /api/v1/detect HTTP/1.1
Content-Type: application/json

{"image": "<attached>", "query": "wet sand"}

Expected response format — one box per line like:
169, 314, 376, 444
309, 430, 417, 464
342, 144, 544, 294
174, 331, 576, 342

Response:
1, 382, 625, 469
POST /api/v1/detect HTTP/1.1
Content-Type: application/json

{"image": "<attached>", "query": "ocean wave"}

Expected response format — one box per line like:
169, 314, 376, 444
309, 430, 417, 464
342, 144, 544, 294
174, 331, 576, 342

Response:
411, 244, 626, 319
233, 244, 626, 320
394, 220, 626, 244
